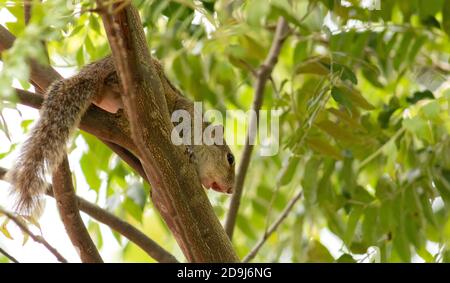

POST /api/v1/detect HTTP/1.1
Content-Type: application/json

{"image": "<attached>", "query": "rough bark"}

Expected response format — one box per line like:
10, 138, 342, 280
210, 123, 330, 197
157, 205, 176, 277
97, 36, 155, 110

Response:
98, 2, 238, 262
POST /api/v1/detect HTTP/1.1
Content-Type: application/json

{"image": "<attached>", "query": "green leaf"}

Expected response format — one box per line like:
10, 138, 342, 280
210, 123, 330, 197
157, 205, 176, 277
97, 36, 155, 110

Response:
333, 63, 357, 85
302, 157, 321, 205
89, 15, 102, 34
331, 86, 352, 110
443, 0, 450, 36
88, 222, 103, 249
408, 35, 427, 63
403, 117, 433, 144
239, 35, 267, 61
362, 66, 384, 88
362, 207, 378, 244
421, 16, 441, 29
344, 207, 363, 246
316, 120, 356, 144
443, 250, 450, 263
406, 90, 435, 104
123, 197, 143, 223
293, 40, 309, 65
76, 46, 85, 66
161, 1, 194, 20
421, 100, 441, 121
80, 153, 101, 192
352, 186, 375, 204
379, 200, 394, 234
295, 57, 330, 75
336, 253, 356, 263
84, 35, 95, 57
417, 246, 434, 262
306, 137, 343, 160
246, 0, 270, 26
418, 188, 437, 228
418, 0, 444, 18
341, 85, 375, 110
252, 198, 268, 216
434, 171, 450, 208
375, 176, 396, 200
270, 0, 303, 28
394, 32, 414, 70
392, 191, 412, 262
236, 215, 257, 240
1, 219, 13, 240
306, 239, 334, 263
201, 0, 216, 13
331, 85, 376, 111
276, 155, 300, 186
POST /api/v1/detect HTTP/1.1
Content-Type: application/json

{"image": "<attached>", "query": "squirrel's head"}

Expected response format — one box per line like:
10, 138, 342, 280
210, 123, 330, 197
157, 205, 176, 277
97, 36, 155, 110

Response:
192, 125, 235, 194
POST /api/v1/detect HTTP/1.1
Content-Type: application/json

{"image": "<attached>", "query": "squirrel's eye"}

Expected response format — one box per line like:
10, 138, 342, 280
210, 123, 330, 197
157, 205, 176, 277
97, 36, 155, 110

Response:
226, 153, 235, 165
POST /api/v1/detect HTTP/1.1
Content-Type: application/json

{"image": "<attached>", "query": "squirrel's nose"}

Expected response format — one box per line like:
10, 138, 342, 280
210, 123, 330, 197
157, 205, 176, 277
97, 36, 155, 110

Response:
227, 187, 233, 194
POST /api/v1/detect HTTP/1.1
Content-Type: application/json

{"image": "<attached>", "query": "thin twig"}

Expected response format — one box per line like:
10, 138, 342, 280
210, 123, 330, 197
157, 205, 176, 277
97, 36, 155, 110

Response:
224, 17, 289, 239
24, 0, 31, 24
242, 190, 303, 263
0, 208, 68, 263
0, 246, 19, 263
0, 167, 178, 263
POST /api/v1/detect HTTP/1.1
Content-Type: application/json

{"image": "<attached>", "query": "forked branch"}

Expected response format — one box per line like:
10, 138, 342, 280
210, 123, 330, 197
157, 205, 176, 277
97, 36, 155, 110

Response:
225, 17, 289, 239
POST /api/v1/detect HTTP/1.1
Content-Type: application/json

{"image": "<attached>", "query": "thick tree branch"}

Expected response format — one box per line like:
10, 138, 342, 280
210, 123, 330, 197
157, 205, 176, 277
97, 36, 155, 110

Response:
98, 1, 238, 262
52, 157, 103, 263
0, 208, 67, 263
225, 18, 289, 239
243, 190, 303, 262
0, 167, 177, 263
77, 196, 178, 263
0, 246, 19, 263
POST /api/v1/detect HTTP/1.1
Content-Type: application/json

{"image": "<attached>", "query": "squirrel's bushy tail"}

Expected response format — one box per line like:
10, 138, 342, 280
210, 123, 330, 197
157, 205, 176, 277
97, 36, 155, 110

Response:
7, 76, 98, 216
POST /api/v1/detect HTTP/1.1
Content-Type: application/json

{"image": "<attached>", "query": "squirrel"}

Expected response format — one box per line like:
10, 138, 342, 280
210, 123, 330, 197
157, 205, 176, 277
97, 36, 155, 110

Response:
6, 55, 235, 217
